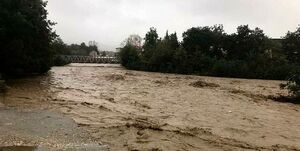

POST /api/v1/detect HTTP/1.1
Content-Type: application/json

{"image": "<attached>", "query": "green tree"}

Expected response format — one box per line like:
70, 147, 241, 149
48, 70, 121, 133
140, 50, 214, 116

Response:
51, 37, 70, 55
166, 32, 180, 50
66, 42, 99, 56
119, 44, 141, 69
50, 37, 70, 66
281, 27, 300, 99
182, 25, 225, 58
173, 47, 188, 73
120, 26, 297, 81
0, 0, 56, 74
148, 32, 178, 72
143, 27, 159, 61
282, 26, 300, 65
227, 25, 269, 60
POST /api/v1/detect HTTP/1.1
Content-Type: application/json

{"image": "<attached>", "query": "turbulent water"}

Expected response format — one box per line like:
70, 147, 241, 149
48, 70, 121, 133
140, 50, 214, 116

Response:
1, 64, 300, 151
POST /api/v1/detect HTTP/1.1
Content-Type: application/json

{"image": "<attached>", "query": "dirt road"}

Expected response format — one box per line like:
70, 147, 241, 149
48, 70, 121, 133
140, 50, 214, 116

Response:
1, 64, 300, 150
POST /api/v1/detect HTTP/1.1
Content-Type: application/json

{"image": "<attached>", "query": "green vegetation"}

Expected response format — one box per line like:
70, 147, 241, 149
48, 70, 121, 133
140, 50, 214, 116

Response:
51, 38, 100, 66
0, 0, 56, 75
120, 26, 300, 99
0, 0, 298, 99
281, 27, 300, 98
51, 38, 99, 56
281, 69, 300, 98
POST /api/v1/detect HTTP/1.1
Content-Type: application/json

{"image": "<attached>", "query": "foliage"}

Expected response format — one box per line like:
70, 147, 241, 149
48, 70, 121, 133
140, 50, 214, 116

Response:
50, 37, 101, 66
226, 25, 269, 60
211, 59, 249, 78
282, 26, 300, 65
281, 68, 300, 98
51, 37, 70, 55
143, 27, 159, 62
50, 37, 99, 56
119, 44, 141, 70
146, 31, 179, 72
67, 42, 99, 56
0, 0, 56, 75
120, 25, 300, 81
182, 25, 226, 59
52, 56, 69, 66
280, 26, 300, 98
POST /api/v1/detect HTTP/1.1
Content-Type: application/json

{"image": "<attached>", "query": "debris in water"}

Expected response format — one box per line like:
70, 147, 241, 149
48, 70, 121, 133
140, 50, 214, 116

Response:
190, 80, 220, 88
105, 74, 125, 81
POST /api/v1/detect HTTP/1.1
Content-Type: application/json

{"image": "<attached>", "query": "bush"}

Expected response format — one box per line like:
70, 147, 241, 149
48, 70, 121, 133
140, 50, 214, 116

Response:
282, 68, 300, 98
52, 56, 69, 66
211, 60, 249, 78
119, 44, 141, 70
263, 64, 296, 80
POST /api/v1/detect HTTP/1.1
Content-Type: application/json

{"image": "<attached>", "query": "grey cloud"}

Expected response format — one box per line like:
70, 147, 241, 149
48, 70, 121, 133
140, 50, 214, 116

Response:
46, 0, 300, 51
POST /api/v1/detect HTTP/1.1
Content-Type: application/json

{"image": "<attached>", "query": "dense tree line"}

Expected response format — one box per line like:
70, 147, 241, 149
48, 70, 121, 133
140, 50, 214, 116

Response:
51, 37, 100, 65
51, 37, 99, 56
0, 0, 56, 75
119, 25, 300, 98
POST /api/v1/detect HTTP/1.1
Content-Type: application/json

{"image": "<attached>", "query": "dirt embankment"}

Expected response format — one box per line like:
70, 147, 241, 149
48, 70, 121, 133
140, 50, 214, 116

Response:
1, 64, 300, 151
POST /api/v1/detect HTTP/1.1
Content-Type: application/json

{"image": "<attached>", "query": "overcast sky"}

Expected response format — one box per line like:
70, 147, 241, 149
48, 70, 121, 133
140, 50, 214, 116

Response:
46, 0, 300, 51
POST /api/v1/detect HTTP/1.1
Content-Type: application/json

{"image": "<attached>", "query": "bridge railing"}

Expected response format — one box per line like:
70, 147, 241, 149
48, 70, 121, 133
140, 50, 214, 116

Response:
57, 55, 120, 64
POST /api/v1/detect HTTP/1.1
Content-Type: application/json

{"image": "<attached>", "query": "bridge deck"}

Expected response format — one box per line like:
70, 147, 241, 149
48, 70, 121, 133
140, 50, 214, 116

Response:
59, 55, 119, 64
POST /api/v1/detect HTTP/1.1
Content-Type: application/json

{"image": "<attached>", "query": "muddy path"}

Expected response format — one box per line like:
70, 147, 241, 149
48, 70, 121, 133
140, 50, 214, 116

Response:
1, 64, 300, 151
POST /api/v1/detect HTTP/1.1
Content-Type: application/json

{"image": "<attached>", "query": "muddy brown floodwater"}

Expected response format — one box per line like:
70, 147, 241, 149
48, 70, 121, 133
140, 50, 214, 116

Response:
1, 63, 300, 151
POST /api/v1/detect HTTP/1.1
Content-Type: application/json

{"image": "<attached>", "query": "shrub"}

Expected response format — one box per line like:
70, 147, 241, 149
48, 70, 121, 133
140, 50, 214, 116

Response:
281, 68, 300, 98
119, 44, 141, 70
52, 56, 69, 66
211, 60, 249, 78
263, 64, 296, 80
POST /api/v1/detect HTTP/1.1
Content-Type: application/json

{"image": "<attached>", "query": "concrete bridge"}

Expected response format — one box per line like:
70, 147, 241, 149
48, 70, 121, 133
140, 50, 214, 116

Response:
59, 55, 119, 64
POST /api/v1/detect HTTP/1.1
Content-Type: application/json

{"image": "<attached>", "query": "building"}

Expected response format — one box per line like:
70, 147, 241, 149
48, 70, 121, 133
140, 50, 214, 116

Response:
89, 50, 98, 57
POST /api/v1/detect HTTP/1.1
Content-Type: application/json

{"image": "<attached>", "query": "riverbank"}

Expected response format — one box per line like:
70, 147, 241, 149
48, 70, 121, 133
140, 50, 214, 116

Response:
0, 107, 108, 150
1, 64, 300, 150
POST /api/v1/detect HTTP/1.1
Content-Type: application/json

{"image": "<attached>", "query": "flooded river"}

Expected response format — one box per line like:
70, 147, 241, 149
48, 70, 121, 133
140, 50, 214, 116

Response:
1, 64, 300, 151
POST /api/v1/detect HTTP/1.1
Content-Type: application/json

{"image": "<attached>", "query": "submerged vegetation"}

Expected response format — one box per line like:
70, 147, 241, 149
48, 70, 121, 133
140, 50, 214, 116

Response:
119, 25, 300, 99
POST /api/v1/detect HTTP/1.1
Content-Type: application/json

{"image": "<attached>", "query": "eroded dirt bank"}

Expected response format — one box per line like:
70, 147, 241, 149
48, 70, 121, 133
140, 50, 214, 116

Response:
1, 64, 300, 151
